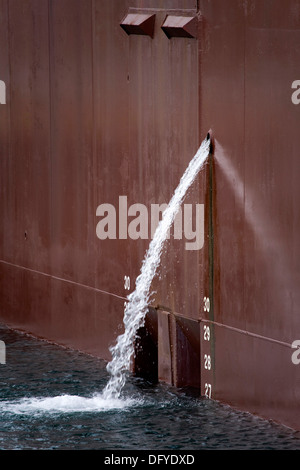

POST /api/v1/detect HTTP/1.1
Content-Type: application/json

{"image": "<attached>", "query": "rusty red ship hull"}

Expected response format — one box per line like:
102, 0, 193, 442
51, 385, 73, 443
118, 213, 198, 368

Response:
0, 0, 300, 431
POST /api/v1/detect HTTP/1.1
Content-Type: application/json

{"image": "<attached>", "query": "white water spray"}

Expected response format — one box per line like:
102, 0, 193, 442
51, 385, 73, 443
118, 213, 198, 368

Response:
102, 134, 211, 400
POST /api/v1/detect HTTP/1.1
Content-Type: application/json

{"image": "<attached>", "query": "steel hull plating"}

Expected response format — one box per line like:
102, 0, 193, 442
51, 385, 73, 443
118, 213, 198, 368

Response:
0, 0, 299, 430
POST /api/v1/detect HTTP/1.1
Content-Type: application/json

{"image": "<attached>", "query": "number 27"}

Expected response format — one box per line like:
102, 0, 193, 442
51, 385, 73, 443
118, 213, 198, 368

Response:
204, 383, 212, 399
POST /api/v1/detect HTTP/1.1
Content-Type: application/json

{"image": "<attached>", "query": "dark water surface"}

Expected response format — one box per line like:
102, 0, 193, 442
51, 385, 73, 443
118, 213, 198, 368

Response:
0, 323, 299, 451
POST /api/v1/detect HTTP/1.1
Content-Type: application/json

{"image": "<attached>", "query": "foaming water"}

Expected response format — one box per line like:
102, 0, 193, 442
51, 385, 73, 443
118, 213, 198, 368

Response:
1, 394, 140, 415
102, 135, 211, 400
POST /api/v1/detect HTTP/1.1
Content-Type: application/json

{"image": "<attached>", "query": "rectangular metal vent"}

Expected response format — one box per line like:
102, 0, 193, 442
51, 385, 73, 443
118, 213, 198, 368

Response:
120, 13, 156, 38
161, 15, 197, 38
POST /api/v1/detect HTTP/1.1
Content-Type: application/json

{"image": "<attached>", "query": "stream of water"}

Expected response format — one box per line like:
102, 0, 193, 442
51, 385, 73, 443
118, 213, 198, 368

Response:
103, 135, 211, 400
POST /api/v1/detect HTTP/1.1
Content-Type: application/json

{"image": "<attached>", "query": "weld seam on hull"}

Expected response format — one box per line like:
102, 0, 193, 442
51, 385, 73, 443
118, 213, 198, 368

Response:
0, 259, 127, 302
128, 7, 197, 13
200, 318, 292, 349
